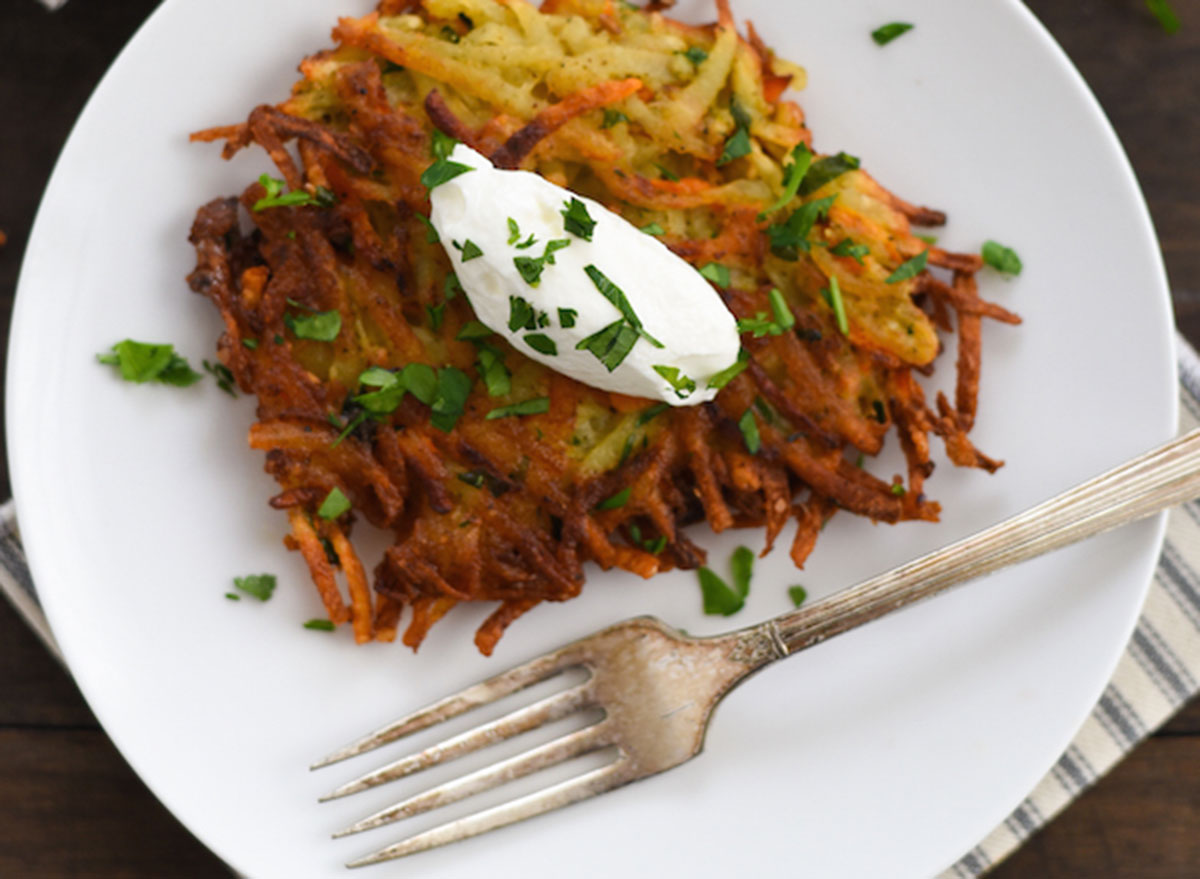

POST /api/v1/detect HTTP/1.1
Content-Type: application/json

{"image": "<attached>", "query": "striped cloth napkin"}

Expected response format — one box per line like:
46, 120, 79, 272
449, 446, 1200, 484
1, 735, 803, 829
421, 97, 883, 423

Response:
3, 342, 1200, 877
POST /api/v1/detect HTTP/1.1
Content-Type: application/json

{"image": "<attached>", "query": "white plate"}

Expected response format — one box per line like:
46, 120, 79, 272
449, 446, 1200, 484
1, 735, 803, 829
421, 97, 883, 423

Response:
7, 1, 1175, 877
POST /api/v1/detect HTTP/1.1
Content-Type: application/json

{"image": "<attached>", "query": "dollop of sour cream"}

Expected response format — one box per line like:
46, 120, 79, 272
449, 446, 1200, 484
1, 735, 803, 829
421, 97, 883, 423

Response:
429, 145, 740, 406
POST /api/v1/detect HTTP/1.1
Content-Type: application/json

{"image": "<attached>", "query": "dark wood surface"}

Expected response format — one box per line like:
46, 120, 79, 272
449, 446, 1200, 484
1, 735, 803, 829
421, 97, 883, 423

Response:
1, 1, 1197, 876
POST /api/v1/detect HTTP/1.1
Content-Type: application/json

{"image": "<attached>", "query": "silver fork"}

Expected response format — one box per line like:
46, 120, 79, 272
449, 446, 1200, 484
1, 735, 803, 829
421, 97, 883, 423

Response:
315, 427, 1200, 867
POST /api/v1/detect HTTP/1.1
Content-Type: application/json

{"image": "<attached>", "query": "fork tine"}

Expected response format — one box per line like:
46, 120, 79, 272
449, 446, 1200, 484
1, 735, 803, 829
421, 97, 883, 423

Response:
333, 723, 611, 838
320, 683, 592, 801
344, 760, 631, 867
311, 650, 579, 770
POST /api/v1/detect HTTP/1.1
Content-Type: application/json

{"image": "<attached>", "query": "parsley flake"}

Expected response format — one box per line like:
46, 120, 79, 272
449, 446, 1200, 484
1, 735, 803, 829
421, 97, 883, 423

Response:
717, 126, 752, 166
798, 153, 860, 196
738, 407, 761, 454
681, 46, 708, 65
1146, 0, 1182, 33
824, 275, 849, 335
97, 340, 202, 387
577, 320, 640, 372
252, 174, 337, 211
431, 129, 458, 161
981, 240, 1023, 276
583, 265, 662, 347
524, 333, 558, 355
457, 320, 494, 341
486, 397, 551, 419
476, 346, 511, 396
830, 238, 870, 264
303, 618, 336, 631
766, 195, 836, 260
602, 109, 630, 128
558, 308, 578, 328
233, 574, 276, 602
596, 487, 632, 510
768, 288, 796, 331
885, 250, 929, 284
698, 566, 743, 616
699, 262, 730, 288
871, 22, 914, 46
760, 143, 813, 217
415, 212, 439, 243
788, 585, 808, 607
429, 367, 472, 432
730, 546, 754, 599
285, 308, 341, 342
561, 197, 597, 240
420, 158, 473, 191
640, 222, 665, 235
453, 239, 483, 261
706, 349, 749, 390
203, 359, 237, 397
318, 487, 351, 520
653, 365, 696, 399
507, 217, 521, 244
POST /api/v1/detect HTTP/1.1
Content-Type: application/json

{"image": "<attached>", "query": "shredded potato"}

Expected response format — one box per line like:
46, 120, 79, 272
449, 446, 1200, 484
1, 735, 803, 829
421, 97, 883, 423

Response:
188, 0, 1019, 654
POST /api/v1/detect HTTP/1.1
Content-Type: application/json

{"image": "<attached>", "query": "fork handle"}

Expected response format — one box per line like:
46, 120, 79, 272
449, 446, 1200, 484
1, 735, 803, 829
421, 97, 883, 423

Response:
767, 426, 1200, 656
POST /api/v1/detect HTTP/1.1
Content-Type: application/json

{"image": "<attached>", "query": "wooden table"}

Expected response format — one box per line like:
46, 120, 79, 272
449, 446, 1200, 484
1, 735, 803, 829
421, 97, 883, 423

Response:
1, 1, 1197, 875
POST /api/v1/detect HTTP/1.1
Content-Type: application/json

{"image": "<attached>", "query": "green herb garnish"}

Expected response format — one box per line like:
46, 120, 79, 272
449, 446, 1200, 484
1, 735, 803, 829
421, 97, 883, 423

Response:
457, 320, 494, 341
596, 487, 632, 510
830, 238, 869, 264
738, 407, 761, 454
706, 350, 749, 390
233, 574, 277, 602
507, 217, 521, 244
203, 360, 237, 397
798, 153, 860, 196
486, 397, 551, 419
699, 262, 730, 288
577, 320, 639, 372
97, 340, 202, 387
655, 163, 680, 182
885, 250, 929, 284
561, 197, 597, 241
717, 126, 752, 166
871, 22, 914, 46
730, 546, 754, 599
476, 346, 511, 397
788, 585, 808, 607
453, 239, 483, 261
242, 338, 258, 350
682, 46, 708, 65
415, 212, 439, 244
431, 129, 458, 161
1146, 0, 1182, 33
420, 158, 473, 191
766, 195, 836, 260
583, 264, 663, 347
303, 618, 336, 631
429, 367, 472, 432
768, 288, 795, 331
698, 567, 743, 616
824, 275, 849, 335
318, 487, 351, 520
641, 222, 665, 235
653, 365, 696, 399
981, 240, 1023, 276
284, 307, 341, 342
760, 143, 813, 216
252, 174, 337, 211
426, 302, 446, 331
558, 308, 578, 328
636, 402, 670, 426
523, 333, 558, 355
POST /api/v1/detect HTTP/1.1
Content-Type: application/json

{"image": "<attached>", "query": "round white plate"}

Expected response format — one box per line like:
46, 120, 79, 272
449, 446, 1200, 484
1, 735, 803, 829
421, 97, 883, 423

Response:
8, 1, 1175, 877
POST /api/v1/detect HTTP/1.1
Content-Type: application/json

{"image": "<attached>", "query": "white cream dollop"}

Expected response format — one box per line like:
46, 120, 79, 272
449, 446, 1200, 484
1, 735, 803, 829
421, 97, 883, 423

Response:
429, 145, 740, 406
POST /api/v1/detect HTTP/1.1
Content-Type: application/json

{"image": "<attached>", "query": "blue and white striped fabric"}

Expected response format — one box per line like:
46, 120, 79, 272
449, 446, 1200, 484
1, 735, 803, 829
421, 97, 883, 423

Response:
4, 340, 1200, 877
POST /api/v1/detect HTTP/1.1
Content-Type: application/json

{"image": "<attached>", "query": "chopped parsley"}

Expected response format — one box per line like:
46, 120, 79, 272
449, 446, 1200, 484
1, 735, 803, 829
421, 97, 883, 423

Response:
318, 487, 351, 520
515, 233, 538, 250
557, 308, 578, 328
476, 346, 511, 396
706, 349, 749, 390
453, 239, 483, 261
561, 198, 597, 240
681, 46, 708, 65
508, 296, 538, 331
981, 240, 1023, 276
798, 153, 860, 196
738, 408, 761, 454
430, 129, 458, 161
655, 163, 680, 182
596, 486, 632, 510
768, 288, 795, 331
699, 262, 730, 288
233, 573, 277, 602
885, 250, 929, 284
523, 333, 558, 355
97, 340, 202, 387
457, 320, 493, 341
583, 264, 662, 347
602, 109, 630, 128
830, 238, 870, 264
507, 217, 521, 244
242, 338, 258, 350
788, 585, 808, 607
697, 566, 743, 616
429, 367, 472, 432
871, 22, 914, 46
766, 195, 836, 260
890, 482, 907, 496
486, 397, 551, 419
444, 273, 462, 300
284, 305, 341, 342
824, 275, 849, 335
653, 365, 696, 399
415, 212, 439, 243
401, 363, 438, 405
224, 593, 240, 601
640, 222, 665, 236
252, 174, 336, 211
760, 143, 813, 216
203, 359, 237, 397
636, 402, 670, 426
730, 546, 754, 599
513, 238, 571, 287
420, 158, 473, 191
1146, 0, 1182, 33
303, 619, 336, 631
426, 302, 446, 331
717, 126, 752, 166
577, 321, 639, 372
